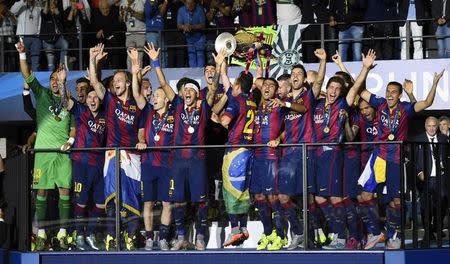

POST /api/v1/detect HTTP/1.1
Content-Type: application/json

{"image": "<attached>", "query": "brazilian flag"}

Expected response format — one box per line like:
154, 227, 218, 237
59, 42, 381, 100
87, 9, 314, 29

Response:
222, 148, 253, 214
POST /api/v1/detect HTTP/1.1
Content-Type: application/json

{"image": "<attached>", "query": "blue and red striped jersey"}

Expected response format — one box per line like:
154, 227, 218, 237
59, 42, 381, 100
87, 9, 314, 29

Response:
172, 95, 211, 159
369, 94, 415, 163
282, 88, 316, 155
70, 102, 106, 166
353, 111, 379, 168
139, 103, 175, 168
103, 91, 141, 148
313, 97, 349, 143
253, 103, 285, 160
250, 0, 276, 26
223, 91, 257, 146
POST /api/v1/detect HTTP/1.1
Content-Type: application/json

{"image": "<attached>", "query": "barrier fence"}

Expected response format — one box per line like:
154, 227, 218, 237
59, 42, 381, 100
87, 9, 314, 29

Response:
5, 140, 448, 252
1, 18, 449, 72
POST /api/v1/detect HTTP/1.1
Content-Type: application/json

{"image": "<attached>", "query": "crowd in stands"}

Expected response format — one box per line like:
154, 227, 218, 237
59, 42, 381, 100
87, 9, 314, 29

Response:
0, 0, 449, 72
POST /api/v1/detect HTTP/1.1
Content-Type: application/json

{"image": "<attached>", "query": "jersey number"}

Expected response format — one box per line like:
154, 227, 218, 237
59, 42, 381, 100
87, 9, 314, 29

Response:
243, 110, 255, 134
74, 182, 83, 193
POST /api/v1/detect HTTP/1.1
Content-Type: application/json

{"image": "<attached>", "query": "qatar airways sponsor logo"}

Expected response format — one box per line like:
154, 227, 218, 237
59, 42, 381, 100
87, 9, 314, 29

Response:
181, 113, 200, 125
255, 115, 269, 125
152, 119, 174, 133
313, 113, 324, 124
380, 113, 399, 128
365, 126, 378, 136
88, 120, 105, 134
284, 112, 302, 121
115, 109, 135, 125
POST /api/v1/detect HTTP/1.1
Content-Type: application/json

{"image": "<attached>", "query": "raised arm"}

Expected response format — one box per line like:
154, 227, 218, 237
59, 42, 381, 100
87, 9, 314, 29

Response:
346, 49, 376, 106
212, 93, 229, 115
207, 49, 227, 107
414, 70, 445, 112
144, 42, 175, 101
332, 51, 354, 82
312, 49, 327, 98
88, 44, 108, 100
403, 79, 417, 103
54, 64, 75, 111
15, 40, 31, 79
220, 59, 231, 92
128, 48, 147, 110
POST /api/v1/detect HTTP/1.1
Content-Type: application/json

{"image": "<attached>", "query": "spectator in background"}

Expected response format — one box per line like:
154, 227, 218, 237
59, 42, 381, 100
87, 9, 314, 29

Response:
91, 0, 125, 69
432, 0, 450, 58
0, 1, 17, 72
40, 0, 69, 71
250, 0, 276, 26
63, 0, 91, 69
363, 0, 397, 60
11, 0, 42, 72
204, 0, 234, 64
177, 0, 206, 67
302, 0, 337, 63
276, 0, 301, 25
144, 0, 168, 49
439, 116, 450, 138
398, 0, 427, 60
232, 0, 252, 27
120, 0, 146, 69
163, 0, 185, 67
329, 0, 366, 61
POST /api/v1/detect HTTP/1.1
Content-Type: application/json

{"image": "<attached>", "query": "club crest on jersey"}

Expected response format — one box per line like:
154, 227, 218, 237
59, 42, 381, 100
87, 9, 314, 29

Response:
99, 118, 106, 125
167, 115, 175, 123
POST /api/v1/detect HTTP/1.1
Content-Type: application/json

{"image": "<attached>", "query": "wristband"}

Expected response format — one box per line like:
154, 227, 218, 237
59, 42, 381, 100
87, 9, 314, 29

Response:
67, 137, 75, 145
285, 102, 292, 108
152, 60, 160, 68
19, 53, 26, 60
23, 90, 30, 96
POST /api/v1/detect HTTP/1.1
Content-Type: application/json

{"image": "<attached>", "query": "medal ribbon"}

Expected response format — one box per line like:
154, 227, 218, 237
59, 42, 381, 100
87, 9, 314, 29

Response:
386, 105, 400, 137
184, 106, 198, 130
323, 103, 332, 131
153, 110, 169, 137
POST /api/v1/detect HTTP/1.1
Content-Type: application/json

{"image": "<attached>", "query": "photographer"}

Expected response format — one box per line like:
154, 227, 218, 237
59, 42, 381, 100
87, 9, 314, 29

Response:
11, 0, 42, 72
120, 0, 146, 70
1, 1, 17, 71
63, 0, 91, 69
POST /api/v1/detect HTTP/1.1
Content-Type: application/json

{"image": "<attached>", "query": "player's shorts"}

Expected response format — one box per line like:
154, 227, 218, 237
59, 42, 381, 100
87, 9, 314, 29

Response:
104, 150, 142, 217
343, 154, 361, 198
250, 158, 279, 195
141, 162, 173, 202
33, 152, 72, 189
279, 149, 303, 195
315, 146, 344, 197
72, 160, 104, 205
169, 158, 207, 202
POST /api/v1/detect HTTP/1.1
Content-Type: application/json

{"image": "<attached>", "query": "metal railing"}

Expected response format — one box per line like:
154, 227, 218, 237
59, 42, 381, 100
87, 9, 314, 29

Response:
1, 18, 449, 72
8, 140, 447, 251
